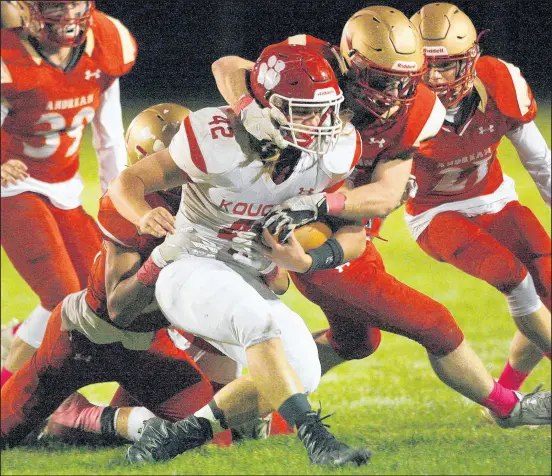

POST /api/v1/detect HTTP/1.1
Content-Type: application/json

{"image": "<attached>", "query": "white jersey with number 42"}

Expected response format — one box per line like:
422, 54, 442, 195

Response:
166, 107, 362, 274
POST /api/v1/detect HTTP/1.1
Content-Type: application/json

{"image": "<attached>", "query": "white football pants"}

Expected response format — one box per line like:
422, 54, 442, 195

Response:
155, 256, 321, 395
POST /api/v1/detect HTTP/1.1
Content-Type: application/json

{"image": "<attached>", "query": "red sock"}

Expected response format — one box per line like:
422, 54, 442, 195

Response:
498, 361, 530, 391
269, 411, 294, 436
544, 352, 551, 360
480, 380, 518, 418
75, 405, 106, 434
1, 367, 13, 388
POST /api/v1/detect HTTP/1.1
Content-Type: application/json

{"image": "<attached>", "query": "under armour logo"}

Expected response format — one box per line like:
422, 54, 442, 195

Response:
336, 262, 351, 273
74, 353, 92, 363
369, 137, 386, 148
298, 187, 315, 195
478, 125, 494, 134
84, 69, 101, 80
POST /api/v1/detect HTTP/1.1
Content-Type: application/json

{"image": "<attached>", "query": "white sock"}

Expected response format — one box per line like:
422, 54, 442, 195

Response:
125, 407, 156, 442
15, 305, 51, 348
194, 402, 226, 434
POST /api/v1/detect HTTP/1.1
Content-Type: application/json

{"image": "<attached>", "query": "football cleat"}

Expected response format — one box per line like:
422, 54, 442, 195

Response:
231, 413, 272, 441
1, 318, 20, 368
297, 409, 371, 466
489, 387, 551, 429
126, 416, 213, 464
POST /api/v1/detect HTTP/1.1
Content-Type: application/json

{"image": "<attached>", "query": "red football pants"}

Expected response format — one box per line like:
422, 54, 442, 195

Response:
291, 240, 464, 359
417, 202, 551, 311
0, 305, 212, 447
1, 193, 102, 310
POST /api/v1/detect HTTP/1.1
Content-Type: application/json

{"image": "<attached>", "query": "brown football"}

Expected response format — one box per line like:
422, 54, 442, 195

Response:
293, 222, 332, 250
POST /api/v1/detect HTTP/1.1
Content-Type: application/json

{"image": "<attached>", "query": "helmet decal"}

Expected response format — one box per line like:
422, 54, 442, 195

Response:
257, 56, 286, 90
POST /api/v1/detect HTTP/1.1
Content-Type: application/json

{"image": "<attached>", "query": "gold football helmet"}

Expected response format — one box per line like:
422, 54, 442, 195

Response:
125, 103, 192, 165
340, 6, 426, 121
411, 3, 481, 107
1, 1, 30, 29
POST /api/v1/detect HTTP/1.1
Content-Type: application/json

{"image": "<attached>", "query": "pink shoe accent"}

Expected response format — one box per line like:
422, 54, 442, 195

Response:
498, 361, 530, 391
480, 380, 519, 418
12, 323, 22, 335
1, 367, 14, 388
50, 392, 105, 434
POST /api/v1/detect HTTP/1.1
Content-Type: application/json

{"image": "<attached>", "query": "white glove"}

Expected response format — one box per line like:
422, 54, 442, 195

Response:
229, 229, 271, 271
396, 174, 418, 210
149, 227, 200, 268
239, 99, 289, 149
405, 174, 418, 200
261, 193, 328, 243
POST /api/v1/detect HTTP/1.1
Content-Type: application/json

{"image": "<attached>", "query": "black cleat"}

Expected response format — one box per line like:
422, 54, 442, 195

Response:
126, 416, 213, 464
297, 409, 371, 466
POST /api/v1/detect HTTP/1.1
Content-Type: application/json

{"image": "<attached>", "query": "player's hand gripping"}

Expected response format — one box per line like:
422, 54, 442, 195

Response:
138, 207, 176, 238
261, 193, 329, 243
261, 228, 312, 273
238, 97, 289, 149
1, 159, 29, 187
394, 174, 418, 211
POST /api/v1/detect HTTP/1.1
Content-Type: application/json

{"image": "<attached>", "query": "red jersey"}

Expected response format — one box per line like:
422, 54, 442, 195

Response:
407, 56, 538, 215
0, 11, 137, 183
85, 192, 180, 332
283, 34, 445, 238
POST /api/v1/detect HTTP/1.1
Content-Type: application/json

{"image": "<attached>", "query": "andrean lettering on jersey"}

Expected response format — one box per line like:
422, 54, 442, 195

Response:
437, 147, 492, 168
46, 94, 94, 111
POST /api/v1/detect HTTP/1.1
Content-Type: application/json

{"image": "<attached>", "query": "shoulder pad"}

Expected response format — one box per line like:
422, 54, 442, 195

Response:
97, 193, 167, 249
404, 84, 445, 148
475, 56, 537, 122
168, 107, 241, 180
322, 127, 362, 175
86, 11, 137, 77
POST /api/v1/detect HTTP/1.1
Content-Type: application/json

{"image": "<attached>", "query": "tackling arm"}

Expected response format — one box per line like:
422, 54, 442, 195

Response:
211, 55, 287, 147
108, 147, 186, 236
104, 241, 157, 328
338, 155, 414, 219
211, 56, 254, 107
506, 121, 551, 207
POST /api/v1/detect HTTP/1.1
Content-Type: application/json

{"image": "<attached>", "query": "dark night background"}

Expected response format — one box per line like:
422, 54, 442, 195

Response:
96, 0, 551, 110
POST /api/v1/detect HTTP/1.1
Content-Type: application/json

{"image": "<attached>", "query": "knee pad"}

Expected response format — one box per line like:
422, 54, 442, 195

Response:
294, 356, 321, 396
15, 306, 51, 348
328, 327, 382, 361
233, 312, 282, 349
475, 251, 527, 293
411, 305, 464, 357
506, 274, 543, 317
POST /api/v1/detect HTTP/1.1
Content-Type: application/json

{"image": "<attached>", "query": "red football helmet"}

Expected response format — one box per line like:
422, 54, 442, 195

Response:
250, 43, 344, 156
24, 1, 95, 47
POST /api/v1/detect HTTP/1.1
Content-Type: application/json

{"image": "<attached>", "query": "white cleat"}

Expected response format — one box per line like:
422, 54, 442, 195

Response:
488, 387, 551, 429
1, 318, 20, 368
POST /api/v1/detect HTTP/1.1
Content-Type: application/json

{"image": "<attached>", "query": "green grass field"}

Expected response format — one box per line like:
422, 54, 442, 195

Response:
1, 105, 551, 475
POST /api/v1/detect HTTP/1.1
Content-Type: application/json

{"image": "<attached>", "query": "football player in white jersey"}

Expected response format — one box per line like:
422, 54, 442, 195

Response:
108, 44, 371, 467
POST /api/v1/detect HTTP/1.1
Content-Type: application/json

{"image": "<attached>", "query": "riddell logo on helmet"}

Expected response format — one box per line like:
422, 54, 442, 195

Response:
423, 46, 448, 56
392, 61, 418, 71
313, 88, 337, 99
